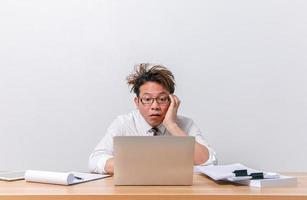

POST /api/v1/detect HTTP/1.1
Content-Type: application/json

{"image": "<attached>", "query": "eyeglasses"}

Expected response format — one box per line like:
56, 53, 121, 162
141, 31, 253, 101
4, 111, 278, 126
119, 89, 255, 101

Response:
139, 96, 170, 105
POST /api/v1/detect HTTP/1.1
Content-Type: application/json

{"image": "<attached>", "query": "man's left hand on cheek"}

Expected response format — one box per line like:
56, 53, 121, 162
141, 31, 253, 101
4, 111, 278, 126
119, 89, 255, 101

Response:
162, 94, 181, 131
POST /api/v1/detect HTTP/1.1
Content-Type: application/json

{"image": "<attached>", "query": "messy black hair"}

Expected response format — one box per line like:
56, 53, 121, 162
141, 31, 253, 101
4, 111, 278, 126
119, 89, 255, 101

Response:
126, 63, 175, 97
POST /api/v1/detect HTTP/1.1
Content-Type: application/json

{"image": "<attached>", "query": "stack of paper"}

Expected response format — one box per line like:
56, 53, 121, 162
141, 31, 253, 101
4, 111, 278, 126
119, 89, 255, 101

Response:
25, 170, 110, 185
195, 163, 297, 188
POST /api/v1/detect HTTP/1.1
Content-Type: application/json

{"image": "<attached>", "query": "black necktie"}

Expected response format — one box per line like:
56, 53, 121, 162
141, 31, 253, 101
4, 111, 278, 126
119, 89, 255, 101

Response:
149, 127, 160, 136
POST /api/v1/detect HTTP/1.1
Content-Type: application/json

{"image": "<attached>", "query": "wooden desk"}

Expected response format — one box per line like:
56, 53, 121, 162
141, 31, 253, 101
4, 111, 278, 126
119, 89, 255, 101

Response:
0, 173, 306, 200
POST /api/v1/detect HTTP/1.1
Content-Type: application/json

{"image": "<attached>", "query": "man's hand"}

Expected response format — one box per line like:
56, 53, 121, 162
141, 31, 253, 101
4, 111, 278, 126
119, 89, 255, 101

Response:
162, 94, 187, 136
162, 94, 180, 130
162, 94, 209, 163
104, 158, 114, 175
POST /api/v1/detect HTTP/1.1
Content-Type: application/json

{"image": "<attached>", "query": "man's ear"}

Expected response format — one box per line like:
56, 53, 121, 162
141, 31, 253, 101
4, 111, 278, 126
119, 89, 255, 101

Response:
134, 97, 139, 108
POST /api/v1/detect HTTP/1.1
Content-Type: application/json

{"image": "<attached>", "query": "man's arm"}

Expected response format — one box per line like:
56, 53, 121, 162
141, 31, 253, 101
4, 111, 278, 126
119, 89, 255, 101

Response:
163, 95, 212, 165
164, 122, 210, 164
88, 117, 121, 174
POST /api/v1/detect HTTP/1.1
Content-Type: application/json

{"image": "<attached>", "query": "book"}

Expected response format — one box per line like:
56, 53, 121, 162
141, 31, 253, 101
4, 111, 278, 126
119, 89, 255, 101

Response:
25, 170, 110, 185
194, 163, 297, 188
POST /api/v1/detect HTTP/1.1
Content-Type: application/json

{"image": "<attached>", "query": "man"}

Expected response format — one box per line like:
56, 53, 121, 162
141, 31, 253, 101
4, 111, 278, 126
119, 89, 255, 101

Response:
89, 63, 217, 174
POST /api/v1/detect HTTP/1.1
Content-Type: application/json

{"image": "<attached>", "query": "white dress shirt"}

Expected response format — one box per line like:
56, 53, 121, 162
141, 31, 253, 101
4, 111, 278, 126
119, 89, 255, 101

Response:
88, 110, 217, 174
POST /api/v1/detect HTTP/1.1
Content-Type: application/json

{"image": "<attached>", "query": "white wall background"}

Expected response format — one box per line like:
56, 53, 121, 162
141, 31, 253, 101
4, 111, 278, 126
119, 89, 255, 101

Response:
0, 0, 306, 172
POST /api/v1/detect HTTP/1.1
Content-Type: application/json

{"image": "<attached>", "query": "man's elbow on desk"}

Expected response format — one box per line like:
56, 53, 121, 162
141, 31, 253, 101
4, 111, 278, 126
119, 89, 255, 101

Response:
194, 142, 210, 165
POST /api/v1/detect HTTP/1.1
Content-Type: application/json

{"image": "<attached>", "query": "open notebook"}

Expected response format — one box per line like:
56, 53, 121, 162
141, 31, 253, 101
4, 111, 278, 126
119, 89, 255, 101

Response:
25, 170, 110, 185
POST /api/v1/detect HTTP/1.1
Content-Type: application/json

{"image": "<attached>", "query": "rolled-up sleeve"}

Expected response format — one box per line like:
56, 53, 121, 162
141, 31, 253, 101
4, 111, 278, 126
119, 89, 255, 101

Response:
88, 117, 122, 174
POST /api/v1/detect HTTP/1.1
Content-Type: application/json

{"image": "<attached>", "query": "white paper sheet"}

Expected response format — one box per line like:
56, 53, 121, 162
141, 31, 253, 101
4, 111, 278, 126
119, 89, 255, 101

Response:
194, 163, 297, 187
195, 163, 279, 181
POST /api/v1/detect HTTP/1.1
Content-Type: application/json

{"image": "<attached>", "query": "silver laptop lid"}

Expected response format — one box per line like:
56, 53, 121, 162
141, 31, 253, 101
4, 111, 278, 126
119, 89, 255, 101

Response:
114, 136, 195, 185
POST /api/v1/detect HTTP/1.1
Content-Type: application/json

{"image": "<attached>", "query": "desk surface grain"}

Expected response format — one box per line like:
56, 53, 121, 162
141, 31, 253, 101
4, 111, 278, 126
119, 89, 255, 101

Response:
0, 173, 306, 200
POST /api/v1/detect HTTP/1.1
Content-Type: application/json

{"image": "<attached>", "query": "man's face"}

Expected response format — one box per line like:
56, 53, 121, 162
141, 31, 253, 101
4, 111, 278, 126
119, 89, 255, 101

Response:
134, 81, 170, 127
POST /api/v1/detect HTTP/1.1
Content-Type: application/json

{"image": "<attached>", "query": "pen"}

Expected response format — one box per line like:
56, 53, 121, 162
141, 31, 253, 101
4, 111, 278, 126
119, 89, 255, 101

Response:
74, 176, 83, 180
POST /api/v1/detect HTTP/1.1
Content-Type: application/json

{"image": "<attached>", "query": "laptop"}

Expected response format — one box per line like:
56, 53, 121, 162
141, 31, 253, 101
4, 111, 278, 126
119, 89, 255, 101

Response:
114, 136, 195, 185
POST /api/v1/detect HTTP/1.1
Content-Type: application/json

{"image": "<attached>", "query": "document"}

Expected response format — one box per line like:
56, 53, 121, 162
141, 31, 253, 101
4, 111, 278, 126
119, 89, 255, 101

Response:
195, 163, 297, 187
25, 170, 110, 185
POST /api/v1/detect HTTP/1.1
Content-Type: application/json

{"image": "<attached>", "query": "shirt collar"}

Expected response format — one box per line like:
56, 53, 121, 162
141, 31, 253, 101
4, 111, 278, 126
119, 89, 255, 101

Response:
156, 123, 166, 135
